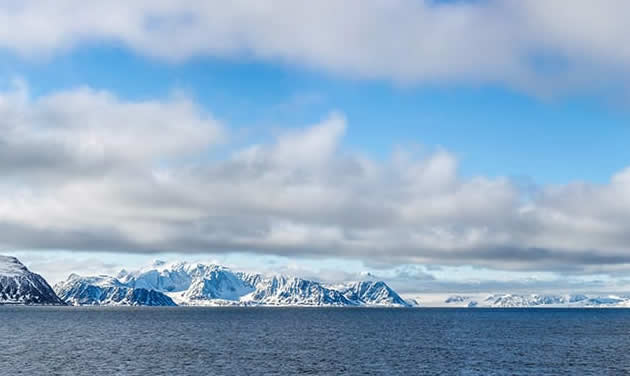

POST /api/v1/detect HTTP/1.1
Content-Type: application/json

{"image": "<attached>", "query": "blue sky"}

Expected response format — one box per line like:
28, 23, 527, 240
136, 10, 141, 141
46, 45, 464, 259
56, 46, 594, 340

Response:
5, 45, 630, 185
3, 1, 630, 294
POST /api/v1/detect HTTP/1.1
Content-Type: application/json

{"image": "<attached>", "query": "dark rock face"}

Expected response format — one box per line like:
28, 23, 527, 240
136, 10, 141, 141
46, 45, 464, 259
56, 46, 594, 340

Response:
0, 255, 66, 305
128, 288, 177, 306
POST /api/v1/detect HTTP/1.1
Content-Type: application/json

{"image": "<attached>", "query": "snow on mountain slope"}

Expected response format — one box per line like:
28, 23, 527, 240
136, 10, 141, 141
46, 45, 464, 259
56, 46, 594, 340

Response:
444, 295, 471, 304
339, 281, 412, 307
578, 296, 630, 307
56, 260, 412, 307
0, 255, 29, 277
442, 294, 630, 308
122, 261, 257, 304
176, 269, 255, 303
54, 274, 176, 306
483, 294, 572, 307
0, 255, 65, 305
235, 271, 264, 289
118, 261, 195, 292
242, 275, 355, 306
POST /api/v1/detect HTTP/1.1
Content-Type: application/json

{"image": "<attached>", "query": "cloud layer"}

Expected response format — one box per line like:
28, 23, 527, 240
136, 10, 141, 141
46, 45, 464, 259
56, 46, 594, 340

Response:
2, 83, 630, 272
3, 1, 630, 93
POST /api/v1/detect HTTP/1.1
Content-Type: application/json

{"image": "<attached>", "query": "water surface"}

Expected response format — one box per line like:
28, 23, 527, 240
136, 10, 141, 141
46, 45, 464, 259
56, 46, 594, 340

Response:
1, 307, 629, 375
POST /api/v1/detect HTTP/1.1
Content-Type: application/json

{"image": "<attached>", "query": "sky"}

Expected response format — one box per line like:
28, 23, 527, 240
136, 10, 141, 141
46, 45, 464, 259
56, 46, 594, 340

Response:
3, 1, 630, 295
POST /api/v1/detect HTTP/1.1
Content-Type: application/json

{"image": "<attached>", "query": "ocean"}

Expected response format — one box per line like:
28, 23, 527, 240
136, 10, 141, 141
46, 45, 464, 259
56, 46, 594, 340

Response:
1, 306, 629, 375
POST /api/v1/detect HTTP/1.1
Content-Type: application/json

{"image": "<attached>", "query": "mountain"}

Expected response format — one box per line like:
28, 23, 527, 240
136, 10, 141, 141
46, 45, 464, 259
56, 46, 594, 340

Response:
57, 260, 412, 307
121, 262, 256, 303
0, 255, 65, 305
243, 275, 355, 306
483, 294, 578, 307
443, 293, 630, 308
54, 274, 176, 306
444, 295, 471, 304
339, 281, 411, 307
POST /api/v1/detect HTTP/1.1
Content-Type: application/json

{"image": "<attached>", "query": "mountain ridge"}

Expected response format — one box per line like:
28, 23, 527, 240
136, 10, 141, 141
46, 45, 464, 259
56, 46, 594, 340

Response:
54, 274, 176, 306
55, 260, 413, 307
7, 254, 630, 308
442, 293, 630, 308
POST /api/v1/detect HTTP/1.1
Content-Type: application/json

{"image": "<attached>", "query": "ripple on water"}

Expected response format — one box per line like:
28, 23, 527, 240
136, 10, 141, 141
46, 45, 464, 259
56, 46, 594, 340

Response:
0, 307, 629, 375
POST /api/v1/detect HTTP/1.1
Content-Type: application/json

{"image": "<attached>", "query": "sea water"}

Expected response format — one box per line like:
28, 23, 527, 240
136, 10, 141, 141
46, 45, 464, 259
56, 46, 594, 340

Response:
1, 306, 629, 375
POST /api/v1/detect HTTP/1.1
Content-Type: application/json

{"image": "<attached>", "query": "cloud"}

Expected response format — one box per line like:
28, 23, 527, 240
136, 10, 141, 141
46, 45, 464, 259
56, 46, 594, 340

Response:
2, 1, 630, 93
0, 79, 222, 180
2, 82, 630, 273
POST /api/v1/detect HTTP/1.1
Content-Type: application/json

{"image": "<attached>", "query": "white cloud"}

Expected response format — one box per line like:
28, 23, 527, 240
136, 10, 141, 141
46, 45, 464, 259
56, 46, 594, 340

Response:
2, 1, 630, 93
0, 80, 222, 180
2, 83, 630, 272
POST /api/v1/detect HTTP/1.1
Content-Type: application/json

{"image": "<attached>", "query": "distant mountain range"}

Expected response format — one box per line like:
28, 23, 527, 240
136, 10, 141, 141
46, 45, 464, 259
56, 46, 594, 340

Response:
54, 260, 413, 307
4, 254, 630, 308
444, 294, 630, 308
54, 274, 176, 306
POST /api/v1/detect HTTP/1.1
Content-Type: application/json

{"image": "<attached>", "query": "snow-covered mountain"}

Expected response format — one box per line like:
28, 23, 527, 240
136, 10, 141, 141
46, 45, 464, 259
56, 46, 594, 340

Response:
0, 255, 65, 305
54, 274, 176, 306
443, 293, 630, 308
120, 261, 257, 303
340, 281, 410, 306
57, 260, 413, 307
243, 275, 355, 306
444, 295, 471, 304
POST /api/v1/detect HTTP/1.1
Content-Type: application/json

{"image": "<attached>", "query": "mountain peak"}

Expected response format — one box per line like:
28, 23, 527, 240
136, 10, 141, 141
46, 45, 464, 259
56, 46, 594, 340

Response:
0, 254, 65, 305
340, 280, 410, 307
151, 259, 167, 267
0, 255, 28, 277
